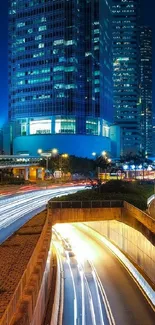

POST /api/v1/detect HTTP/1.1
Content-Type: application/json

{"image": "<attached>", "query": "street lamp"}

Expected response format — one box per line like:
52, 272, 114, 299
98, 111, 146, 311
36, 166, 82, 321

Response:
37, 149, 52, 171
61, 153, 69, 159
101, 151, 106, 157
51, 148, 58, 155
59, 153, 69, 175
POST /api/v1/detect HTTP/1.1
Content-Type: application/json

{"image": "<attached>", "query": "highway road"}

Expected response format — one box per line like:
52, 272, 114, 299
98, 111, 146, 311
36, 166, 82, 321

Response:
54, 224, 155, 325
0, 186, 84, 244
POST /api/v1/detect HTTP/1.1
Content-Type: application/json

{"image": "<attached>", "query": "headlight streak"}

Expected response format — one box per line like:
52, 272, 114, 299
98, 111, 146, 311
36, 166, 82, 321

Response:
53, 225, 114, 325
78, 265, 85, 325
78, 224, 155, 311
83, 270, 96, 325
66, 251, 78, 325
0, 187, 84, 235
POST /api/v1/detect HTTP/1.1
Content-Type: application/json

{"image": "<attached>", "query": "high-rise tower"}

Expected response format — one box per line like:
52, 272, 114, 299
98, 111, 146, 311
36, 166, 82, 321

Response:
112, 0, 141, 155
8, 0, 114, 157
139, 26, 152, 156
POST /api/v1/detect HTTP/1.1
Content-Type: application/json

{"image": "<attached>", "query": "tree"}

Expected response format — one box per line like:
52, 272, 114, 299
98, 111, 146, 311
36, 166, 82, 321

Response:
120, 151, 153, 179
95, 154, 112, 179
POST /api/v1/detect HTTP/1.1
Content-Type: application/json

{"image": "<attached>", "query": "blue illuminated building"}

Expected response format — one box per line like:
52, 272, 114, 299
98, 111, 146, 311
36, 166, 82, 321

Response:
140, 26, 153, 156
112, 0, 141, 155
8, 0, 117, 158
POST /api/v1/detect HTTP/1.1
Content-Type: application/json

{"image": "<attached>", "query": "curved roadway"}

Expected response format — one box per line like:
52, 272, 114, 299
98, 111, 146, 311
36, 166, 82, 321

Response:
54, 224, 155, 325
0, 186, 84, 244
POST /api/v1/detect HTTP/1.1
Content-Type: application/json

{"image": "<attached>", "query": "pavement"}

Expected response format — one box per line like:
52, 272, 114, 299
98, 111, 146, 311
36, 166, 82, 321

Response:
55, 224, 155, 325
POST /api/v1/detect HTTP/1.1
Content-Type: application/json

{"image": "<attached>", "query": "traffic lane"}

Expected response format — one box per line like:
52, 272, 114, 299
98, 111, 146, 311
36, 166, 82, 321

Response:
74, 227, 155, 325
0, 187, 83, 228
63, 254, 103, 325
0, 205, 45, 244
83, 260, 106, 325
0, 187, 84, 243
63, 261, 75, 325
55, 227, 112, 325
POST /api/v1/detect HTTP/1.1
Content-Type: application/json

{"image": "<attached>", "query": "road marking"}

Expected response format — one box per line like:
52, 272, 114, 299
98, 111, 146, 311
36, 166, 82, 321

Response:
92, 269, 105, 325
66, 252, 78, 325
78, 266, 85, 325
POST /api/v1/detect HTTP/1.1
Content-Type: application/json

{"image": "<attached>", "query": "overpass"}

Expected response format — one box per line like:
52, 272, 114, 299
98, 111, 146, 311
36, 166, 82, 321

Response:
0, 155, 44, 180
48, 200, 155, 285
48, 200, 155, 242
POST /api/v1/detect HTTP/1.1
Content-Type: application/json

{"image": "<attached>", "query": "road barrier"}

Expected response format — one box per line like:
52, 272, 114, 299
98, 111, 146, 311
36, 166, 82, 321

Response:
77, 223, 155, 310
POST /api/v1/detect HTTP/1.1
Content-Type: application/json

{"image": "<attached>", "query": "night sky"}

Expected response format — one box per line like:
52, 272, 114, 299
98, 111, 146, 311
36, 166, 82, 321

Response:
0, 1, 154, 126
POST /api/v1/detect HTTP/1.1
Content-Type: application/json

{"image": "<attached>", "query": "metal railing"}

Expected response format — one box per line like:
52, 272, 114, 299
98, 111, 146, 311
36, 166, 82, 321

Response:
48, 200, 124, 209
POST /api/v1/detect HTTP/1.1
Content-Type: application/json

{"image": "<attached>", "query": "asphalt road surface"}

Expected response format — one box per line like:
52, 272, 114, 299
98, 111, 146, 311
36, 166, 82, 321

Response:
54, 224, 155, 325
0, 186, 84, 243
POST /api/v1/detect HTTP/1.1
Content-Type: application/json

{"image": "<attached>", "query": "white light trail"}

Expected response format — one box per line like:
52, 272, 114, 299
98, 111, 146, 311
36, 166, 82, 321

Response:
0, 186, 84, 241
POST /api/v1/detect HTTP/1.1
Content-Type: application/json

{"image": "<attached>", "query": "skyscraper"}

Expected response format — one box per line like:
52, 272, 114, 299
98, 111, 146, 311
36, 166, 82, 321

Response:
8, 0, 114, 158
112, 0, 141, 155
139, 26, 152, 156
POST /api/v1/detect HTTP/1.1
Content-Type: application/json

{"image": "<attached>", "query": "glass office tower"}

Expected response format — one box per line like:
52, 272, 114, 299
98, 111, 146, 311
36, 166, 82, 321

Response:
8, 0, 114, 157
112, 0, 141, 155
140, 26, 152, 156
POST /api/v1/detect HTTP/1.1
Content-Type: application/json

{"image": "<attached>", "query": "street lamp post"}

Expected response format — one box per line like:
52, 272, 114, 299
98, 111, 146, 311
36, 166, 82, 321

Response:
60, 153, 69, 178
37, 149, 52, 172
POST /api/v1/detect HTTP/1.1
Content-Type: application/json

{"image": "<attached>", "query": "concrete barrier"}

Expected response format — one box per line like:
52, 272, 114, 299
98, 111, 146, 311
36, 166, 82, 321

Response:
82, 219, 155, 285
78, 223, 155, 309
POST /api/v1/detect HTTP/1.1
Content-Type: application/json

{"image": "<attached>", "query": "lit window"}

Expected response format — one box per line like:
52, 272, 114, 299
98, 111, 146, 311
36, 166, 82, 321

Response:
30, 120, 51, 135
55, 118, 76, 134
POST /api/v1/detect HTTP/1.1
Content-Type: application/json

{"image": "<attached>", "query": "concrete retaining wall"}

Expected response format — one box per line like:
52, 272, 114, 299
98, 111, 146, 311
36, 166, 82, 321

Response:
0, 212, 53, 325
9, 225, 53, 325
84, 220, 155, 285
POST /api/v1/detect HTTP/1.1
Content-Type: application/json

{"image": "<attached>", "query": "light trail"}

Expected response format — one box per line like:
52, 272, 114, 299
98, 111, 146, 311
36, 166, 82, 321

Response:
78, 266, 85, 325
54, 224, 154, 325
66, 251, 78, 325
54, 224, 112, 325
0, 186, 84, 243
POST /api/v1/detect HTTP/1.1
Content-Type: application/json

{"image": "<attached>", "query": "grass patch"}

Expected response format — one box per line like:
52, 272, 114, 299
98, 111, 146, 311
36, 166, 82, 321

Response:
51, 180, 154, 210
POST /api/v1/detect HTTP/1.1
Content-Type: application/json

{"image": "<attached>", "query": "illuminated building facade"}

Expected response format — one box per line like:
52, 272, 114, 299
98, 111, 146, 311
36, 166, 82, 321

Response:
8, 0, 115, 157
112, 0, 141, 155
140, 26, 152, 156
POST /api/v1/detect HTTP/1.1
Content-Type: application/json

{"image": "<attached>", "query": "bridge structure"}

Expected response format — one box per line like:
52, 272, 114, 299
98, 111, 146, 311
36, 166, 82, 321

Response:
0, 155, 44, 180
48, 200, 155, 284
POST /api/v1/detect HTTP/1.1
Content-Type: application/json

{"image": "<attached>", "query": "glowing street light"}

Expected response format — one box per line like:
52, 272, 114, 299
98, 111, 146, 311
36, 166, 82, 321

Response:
37, 149, 43, 154
37, 149, 52, 171
101, 150, 106, 157
51, 148, 58, 155
62, 153, 69, 159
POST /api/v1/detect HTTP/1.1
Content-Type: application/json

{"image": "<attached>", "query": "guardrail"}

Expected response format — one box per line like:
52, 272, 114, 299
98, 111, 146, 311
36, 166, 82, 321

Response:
48, 200, 124, 209
147, 194, 155, 206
